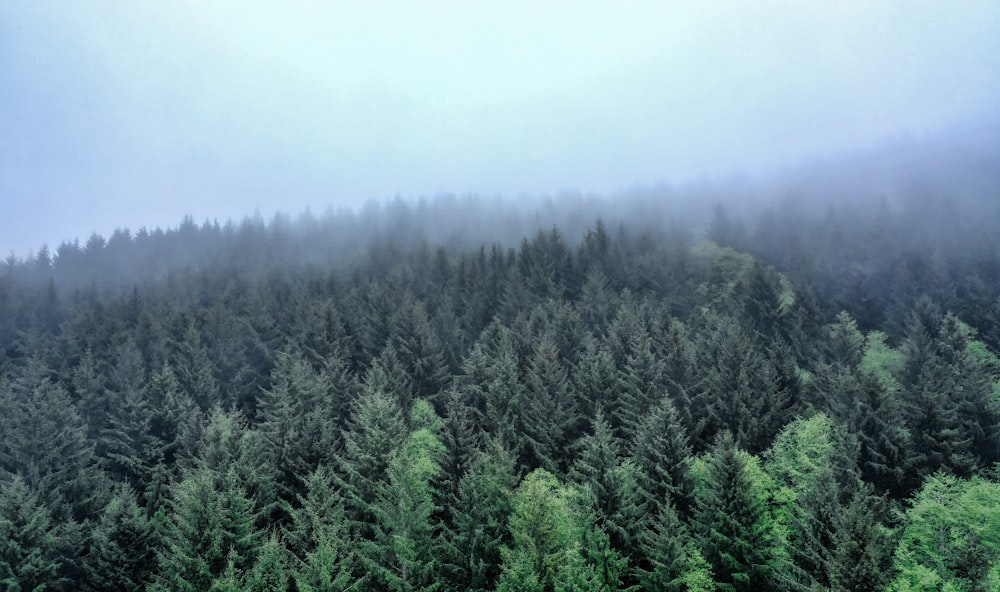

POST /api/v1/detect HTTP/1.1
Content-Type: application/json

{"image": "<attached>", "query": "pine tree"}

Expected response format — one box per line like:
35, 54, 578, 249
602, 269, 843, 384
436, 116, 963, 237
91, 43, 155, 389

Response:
572, 340, 618, 422
0, 476, 63, 591
99, 339, 160, 488
460, 323, 524, 459
693, 432, 782, 592
172, 321, 220, 410
359, 401, 445, 592
436, 441, 515, 592
336, 386, 409, 529
150, 466, 262, 591
389, 297, 452, 405
615, 328, 665, 445
82, 484, 156, 591
635, 500, 714, 592
256, 349, 338, 499
631, 395, 693, 516
691, 312, 798, 454
287, 466, 361, 592
887, 473, 1000, 591
0, 367, 108, 522
497, 469, 575, 592
764, 413, 849, 590
520, 336, 578, 474
239, 532, 292, 592
827, 485, 891, 592
364, 346, 416, 413
569, 412, 643, 560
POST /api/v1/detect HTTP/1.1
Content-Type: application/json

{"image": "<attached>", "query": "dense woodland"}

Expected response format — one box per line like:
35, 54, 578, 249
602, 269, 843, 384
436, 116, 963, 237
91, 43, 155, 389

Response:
2, 134, 1000, 591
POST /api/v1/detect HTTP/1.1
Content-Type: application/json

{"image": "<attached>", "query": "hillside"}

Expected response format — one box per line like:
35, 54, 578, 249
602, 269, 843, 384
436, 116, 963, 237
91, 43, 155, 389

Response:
2, 140, 1000, 589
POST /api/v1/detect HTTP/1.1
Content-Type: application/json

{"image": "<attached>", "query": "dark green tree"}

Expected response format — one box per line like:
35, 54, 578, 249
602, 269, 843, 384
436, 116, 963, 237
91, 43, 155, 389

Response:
569, 411, 644, 561
631, 395, 693, 516
520, 335, 578, 474
82, 484, 156, 592
693, 432, 782, 592
0, 476, 63, 592
287, 467, 361, 592
359, 400, 445, 592
436, 441, 515, 592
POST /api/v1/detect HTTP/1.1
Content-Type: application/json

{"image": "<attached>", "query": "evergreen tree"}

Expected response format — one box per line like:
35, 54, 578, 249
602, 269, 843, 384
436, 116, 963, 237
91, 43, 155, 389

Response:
82, 484, 156, 592
569, 412, 644, 561
436, 441, 515, 592
693, 432, 783, 592
631, 395, 693, 516
288, 467, 361, 592
572, 340, 618, 422
0, 368, 107, 522
691, 313, 798, 453
635, 500, 715, 592
460, 322, 524, 459
359, 400, 445, 592
336, 386, 409, 529
150, 466, 262, 591
615, 328, 665, 445
496, 469, 575, 592
256, 349, 338, 498
520, 335, 577, 474
827, 485, 891, 592
389, 296, 452, 405
0, 476, 63, 591
765, 413, 852, 590
99, 339, 160, 487
888, 473, 1000, 591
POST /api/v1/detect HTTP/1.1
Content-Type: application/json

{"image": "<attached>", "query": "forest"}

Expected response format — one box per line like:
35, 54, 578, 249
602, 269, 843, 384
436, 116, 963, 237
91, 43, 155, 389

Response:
2, 133, 1000, 591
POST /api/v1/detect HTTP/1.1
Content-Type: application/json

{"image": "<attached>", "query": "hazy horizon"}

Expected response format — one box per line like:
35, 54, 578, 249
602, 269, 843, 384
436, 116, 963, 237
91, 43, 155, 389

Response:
3, 1, 1000, 258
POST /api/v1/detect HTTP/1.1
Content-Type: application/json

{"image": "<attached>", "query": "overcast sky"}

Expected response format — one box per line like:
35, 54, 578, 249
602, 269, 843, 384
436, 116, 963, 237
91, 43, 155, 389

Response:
2, 1, 999, 257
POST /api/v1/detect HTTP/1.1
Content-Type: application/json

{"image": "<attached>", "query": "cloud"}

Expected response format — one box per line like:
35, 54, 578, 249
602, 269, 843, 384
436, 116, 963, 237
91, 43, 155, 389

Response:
1, 1, 999, 256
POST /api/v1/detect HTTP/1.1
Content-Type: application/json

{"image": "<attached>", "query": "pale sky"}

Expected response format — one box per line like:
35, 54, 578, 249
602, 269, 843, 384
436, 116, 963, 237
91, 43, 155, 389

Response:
2, 1, 999, 257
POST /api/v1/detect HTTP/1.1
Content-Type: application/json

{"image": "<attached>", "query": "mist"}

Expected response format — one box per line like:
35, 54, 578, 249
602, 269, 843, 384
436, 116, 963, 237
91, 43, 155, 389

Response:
3, 1, 1000, 257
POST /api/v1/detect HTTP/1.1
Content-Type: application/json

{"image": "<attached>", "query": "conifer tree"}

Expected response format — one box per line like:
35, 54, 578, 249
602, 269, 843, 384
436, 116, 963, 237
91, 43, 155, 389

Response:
460, 323, 524, 458
631, 395, 693, 516
0, 476, 63, 591
496, 469, 575, 592
82, 484, 156, 592
572, 340, 618, 422
436, 441, 515, 592
288, 467, 360, 592
0, 368, 108, 522
569, 412, 644, 559
336, 386, 409, 530
615, 327, 666, 446
520, 335, 577, 474
635, 500, 715, 592
359, 400, 445, 592
693, 432, 782, 592
150, 467, 261, 591
257, 349, 338, 498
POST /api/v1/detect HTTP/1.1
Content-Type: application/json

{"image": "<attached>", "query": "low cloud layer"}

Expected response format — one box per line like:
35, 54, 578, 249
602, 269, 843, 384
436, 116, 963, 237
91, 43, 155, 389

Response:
2, 1, 999, 257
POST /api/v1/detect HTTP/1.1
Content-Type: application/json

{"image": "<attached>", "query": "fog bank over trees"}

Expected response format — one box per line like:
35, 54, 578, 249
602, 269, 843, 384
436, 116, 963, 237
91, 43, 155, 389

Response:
2, 120, 1000, 590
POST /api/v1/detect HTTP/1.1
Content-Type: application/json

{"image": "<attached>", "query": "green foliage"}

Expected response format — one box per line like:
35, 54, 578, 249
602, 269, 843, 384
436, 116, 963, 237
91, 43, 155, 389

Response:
693, 433, 783, 592
288, 467, 360, 592
0, 476, 63, 591
358, 402, 445, 592
82, 484, 156, 591
150, 467, 262, 591
888, 473, 1000, 592
437, 442, 515, 592
4, 205, 1000, 590
859, 331, 904, 395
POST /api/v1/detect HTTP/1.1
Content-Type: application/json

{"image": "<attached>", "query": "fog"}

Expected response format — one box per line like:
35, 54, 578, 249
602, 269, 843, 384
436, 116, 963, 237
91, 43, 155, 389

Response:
2, 1, 1000, 257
